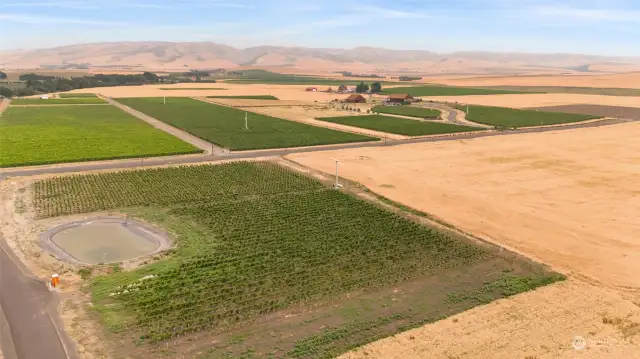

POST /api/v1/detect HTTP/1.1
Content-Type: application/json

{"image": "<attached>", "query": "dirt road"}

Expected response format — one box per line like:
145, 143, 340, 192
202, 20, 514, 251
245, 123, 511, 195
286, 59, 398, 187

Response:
106, 97, 224, 155
0, 236, 72, 359
0, 99, 9, 117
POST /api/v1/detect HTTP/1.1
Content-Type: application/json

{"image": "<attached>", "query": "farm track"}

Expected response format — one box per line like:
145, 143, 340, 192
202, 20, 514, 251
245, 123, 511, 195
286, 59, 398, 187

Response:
106, 97, 224, 155
0, 117, 633, 179
0, 99, 9, 117
418, 103, 492, 128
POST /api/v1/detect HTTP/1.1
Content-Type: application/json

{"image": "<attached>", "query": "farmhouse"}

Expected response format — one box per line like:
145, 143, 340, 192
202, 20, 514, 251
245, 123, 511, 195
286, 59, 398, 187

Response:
337, 84, 348, 93
344, 94, 366, 103
387, 94, 414, 104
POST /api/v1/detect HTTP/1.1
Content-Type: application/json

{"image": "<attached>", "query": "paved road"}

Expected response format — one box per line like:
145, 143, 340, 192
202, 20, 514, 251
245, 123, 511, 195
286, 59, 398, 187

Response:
1, 117, 632, 179
0, 237, 70, 359
107, 97, 225, 155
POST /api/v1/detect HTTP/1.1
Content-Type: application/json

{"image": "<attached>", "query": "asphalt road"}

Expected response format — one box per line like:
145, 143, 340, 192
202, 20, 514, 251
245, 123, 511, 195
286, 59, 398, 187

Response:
0, 117, 632, 179
0, 237, 69, 359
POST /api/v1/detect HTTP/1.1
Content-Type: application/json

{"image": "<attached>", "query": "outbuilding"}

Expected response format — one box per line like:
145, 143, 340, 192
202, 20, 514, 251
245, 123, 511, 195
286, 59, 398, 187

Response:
344, 94, 366, 103
387, 93, 414, 104
305, 87, 318, 92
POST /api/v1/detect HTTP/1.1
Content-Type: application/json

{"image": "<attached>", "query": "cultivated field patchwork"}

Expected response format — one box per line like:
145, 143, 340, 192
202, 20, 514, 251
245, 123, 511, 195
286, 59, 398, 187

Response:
33, 162, 562, 358
317, 115, 483, 136
116, 97, 377, 150
0, 105, 200, 167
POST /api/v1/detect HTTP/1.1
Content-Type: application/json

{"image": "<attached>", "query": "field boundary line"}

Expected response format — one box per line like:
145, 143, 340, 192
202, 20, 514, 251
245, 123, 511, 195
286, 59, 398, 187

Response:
106, 97, 224, 155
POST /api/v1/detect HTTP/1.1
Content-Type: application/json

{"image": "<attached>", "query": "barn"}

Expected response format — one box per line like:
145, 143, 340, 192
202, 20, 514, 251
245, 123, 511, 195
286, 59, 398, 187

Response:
387, 93, 414, 104
305, 87, 318, 92
344, 94, 366, 103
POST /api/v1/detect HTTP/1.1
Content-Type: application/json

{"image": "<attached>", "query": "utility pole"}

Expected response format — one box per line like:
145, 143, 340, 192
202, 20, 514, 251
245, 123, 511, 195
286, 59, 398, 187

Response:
163, 97, 166, 105
245, 112, 248, 130
334, 158, 340, 188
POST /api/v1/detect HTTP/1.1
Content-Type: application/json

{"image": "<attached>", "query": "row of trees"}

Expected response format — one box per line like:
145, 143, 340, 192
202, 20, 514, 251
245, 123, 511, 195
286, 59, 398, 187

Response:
355, 82, 382, 94
0, 71, 217, 98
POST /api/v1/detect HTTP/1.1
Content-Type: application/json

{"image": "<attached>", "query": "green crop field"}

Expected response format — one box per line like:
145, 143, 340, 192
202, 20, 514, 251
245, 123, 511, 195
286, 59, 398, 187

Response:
372, 105, 441, 118
460, 105, 599, 128
317, 115, 483, 136
34, 162, 563, 358
116, 97, 376, 150
206, 95, 279, 100
383, 85, 529, 97
0, 105, 200, 167
10, 97, 106, 105
59, 93, 98, 98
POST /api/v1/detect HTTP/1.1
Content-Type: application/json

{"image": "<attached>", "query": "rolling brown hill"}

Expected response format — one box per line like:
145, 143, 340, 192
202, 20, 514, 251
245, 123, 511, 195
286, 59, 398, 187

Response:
2, 41, 640, 75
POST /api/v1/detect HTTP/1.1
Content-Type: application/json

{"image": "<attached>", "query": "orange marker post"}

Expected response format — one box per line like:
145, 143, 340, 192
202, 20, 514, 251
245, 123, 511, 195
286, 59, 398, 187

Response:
51, 274, 60, 288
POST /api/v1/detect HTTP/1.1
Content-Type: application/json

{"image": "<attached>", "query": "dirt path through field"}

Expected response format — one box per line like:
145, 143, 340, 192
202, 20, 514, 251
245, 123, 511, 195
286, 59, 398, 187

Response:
0, 99, 9, 117
418, 102, 492, 128
107, 97, 224, 155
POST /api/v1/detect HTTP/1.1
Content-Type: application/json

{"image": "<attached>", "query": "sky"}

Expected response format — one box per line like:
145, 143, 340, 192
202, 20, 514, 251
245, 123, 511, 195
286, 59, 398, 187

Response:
1, 0, 639, 56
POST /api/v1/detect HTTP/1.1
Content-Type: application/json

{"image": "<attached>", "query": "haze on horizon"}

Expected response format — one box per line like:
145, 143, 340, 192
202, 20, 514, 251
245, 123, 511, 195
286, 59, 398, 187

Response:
1, 0, 639, 56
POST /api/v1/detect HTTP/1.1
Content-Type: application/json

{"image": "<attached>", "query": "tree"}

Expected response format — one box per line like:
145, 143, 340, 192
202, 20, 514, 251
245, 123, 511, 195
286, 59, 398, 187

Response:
355, 82, 369, 93
0, 87, 13, 98
0, 71, 7, 80
371, 82, 382, 93
142, 71, 160, 83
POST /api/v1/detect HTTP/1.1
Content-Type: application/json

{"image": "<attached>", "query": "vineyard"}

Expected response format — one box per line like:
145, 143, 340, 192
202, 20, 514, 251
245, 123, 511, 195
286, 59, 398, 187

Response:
0, 105, 200, 168
116, 97, 376, 150
34, 162, 562, 358
317, 115, 483, 136
10, 97, 106, 105
371, 105, 441, 119
459, 105, 599, 128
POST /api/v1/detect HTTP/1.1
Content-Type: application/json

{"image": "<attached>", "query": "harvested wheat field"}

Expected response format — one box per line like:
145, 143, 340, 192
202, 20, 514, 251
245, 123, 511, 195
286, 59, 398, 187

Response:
429, 93, 640, 109
288, 121, 640, 358
433, 72, 640, 89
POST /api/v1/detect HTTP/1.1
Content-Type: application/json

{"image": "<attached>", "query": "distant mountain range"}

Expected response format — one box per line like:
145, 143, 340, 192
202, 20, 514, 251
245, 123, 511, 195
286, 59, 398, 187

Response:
2, 42, 640, 75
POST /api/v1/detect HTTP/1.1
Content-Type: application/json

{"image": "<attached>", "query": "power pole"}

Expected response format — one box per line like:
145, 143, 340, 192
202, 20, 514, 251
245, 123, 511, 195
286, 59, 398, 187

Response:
163, 97, 166, 105
334, 159, 340, 188
245, 112, 248, 130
